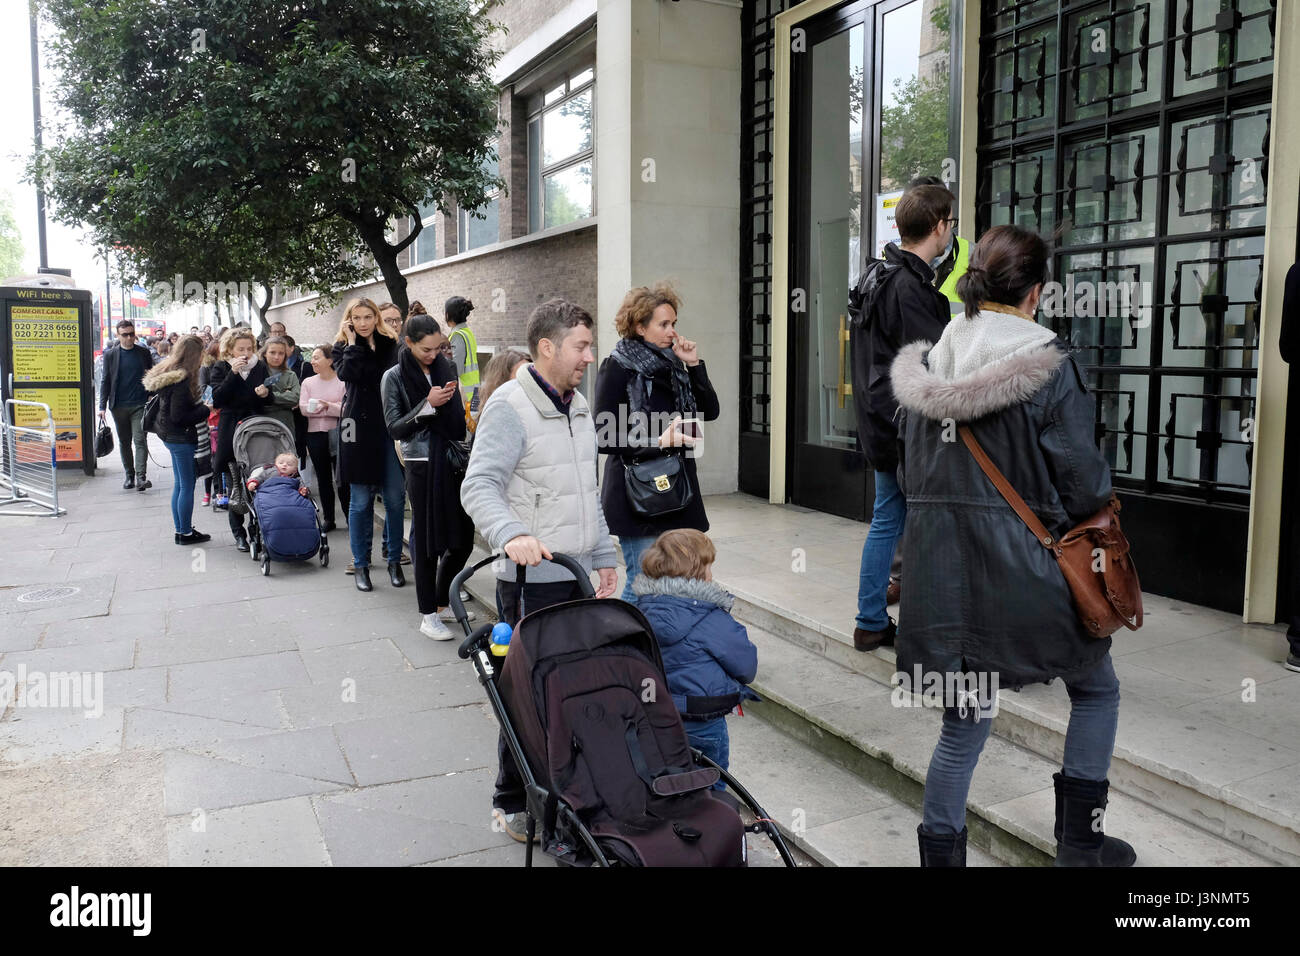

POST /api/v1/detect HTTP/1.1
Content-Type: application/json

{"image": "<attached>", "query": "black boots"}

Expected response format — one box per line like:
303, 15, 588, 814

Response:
123, 475, 135, 490
1053, 773, 1137, 867
388, 560, 405, 588
355, 566, 373, 592
917, 825, 967, 867
234, 532, 250, 552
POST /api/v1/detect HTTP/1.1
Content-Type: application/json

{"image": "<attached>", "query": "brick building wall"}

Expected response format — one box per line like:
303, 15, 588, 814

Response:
267, 223, 597, 355
486, 0, 577, 51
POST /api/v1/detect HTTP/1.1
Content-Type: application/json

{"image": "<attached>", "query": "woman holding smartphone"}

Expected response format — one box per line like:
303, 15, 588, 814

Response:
332, 297, 404, 592
595, 281, 721, 602
381, 313, 474, 640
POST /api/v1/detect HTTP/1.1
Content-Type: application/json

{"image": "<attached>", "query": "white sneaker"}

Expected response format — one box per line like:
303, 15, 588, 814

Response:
420, 614, 453, 641
440, 607, 475, 623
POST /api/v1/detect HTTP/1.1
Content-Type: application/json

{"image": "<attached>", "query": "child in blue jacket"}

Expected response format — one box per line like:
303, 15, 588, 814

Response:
632, 529, 759, 787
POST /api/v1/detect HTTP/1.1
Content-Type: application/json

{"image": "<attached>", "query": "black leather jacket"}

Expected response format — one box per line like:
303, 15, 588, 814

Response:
890, 324, 1114, 688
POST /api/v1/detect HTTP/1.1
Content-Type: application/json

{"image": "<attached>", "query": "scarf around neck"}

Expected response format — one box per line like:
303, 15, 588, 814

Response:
398, 344, 457, 418
610, 337, 697, 418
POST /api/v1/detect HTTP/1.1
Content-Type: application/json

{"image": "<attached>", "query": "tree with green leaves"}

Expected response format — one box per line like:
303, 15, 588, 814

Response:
0, 191, 25, 279
36, 0, 504, 316
879, 73, 951, 190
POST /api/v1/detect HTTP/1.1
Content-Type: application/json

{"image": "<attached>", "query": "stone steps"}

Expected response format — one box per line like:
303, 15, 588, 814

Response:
742, 622, 1274, 866
726, 582, 1290, 866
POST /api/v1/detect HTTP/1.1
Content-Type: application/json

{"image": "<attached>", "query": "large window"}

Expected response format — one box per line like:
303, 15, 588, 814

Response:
528, 66, 595, 232
409, 200, 439, 266
459, 152, 500, 254
978, 0, 1274, 505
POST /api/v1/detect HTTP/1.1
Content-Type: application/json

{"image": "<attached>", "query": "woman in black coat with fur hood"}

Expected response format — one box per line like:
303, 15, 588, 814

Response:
332, 298, 404, 592
890, 225, 1133, 869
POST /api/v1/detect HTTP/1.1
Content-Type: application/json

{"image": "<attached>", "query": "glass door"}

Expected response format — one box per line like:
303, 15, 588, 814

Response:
789, 0, 956, 518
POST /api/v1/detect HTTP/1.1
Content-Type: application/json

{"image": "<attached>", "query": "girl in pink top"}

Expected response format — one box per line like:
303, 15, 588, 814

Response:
299, 346, 348, 530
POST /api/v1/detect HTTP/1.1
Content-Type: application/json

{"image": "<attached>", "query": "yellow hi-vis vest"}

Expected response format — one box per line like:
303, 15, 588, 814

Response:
937, 235, 971, 305
450, 324, 480, 388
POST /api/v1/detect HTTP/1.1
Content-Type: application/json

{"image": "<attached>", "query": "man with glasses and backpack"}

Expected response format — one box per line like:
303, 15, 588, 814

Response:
847, 183, 956, 652
99, 319, 156, 491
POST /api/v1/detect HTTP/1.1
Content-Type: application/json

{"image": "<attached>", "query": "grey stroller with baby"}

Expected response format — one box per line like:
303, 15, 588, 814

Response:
229, 416, 329, 575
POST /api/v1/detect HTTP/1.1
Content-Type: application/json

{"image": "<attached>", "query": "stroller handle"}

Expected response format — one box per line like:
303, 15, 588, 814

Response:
449, 551, 598, 653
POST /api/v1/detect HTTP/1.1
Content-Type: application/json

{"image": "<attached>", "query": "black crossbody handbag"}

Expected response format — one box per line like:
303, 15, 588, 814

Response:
624, 450, 693, 517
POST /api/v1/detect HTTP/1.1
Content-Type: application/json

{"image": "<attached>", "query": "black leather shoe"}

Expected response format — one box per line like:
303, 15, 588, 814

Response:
137, 478, 152, 492
322, 521, 336, 533
388, 561, 405, 588
123, 476, 135, 490
234, 535, 250, 553
355, 567, 373, 592
177, 530, 212, 545
853, 619, 897, 652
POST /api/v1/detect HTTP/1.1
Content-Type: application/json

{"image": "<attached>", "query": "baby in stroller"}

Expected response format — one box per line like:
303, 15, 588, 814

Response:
243, 450, 328, 572
246, 452, 310, 498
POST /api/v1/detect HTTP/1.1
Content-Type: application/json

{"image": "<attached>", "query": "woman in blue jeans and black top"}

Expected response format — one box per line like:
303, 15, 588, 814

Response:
594, 282, 720, 602
332, 297, 405, 593
143, 335, 212, 545
381, 313, 474, 641
889, 224, 1134, 868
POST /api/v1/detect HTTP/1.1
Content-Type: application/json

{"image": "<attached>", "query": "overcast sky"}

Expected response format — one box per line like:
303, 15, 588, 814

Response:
1, 2, 107, 291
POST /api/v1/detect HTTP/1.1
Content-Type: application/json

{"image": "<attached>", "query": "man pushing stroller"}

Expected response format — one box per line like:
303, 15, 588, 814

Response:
461, 299, 620, 842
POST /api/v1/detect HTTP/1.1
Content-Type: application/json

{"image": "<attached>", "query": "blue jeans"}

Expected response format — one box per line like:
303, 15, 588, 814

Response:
685, 716, 730, 791
618, 534, 658, 603
856, 469, 906, 630
921, 652, 1122, 835
348, 443, 405, 569
163, 441, 197, 534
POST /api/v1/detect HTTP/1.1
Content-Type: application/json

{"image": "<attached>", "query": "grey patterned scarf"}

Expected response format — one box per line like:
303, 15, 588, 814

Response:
610, 337, 697, 417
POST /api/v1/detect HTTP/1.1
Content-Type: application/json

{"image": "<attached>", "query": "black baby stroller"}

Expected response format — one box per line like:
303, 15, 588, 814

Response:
229, 415, 329, 575
451, 553, 796, 868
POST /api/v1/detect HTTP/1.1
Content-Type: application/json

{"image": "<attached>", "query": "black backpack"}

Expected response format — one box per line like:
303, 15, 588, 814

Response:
142, 392, 162, 435
847, 256, 902, 331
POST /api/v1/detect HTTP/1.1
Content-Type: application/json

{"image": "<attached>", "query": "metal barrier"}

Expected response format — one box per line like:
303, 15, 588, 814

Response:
0, 399, 64, 517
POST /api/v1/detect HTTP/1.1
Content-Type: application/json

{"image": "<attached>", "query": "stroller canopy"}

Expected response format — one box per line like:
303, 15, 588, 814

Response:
232, 416, 296, 471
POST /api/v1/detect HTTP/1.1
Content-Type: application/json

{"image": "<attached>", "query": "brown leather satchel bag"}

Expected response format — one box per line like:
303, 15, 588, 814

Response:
959, 425, 1143, 638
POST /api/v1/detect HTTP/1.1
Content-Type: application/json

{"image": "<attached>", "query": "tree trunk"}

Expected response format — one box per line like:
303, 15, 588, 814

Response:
257, 282, 272, 328
353, 213, 409, 315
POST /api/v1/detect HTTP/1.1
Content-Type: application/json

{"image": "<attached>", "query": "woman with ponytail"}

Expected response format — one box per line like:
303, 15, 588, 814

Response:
890, 224, 1131, 868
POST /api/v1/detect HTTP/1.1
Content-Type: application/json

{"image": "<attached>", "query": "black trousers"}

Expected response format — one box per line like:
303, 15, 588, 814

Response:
305, 430, 344, 525
405, 460, 472, 613
492, 577, 587, 813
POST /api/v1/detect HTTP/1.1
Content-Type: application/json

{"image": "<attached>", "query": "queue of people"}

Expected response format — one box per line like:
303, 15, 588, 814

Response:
101, 236, 1130, 871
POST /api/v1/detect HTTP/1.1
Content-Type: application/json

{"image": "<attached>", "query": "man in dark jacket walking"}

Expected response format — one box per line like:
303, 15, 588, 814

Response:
848, 184, 955, 651
98, 319, 156, 490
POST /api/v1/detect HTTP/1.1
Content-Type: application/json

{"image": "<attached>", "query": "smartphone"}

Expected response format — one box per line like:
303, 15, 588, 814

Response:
678, 417, 702, 439
202, 385, 214, 404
